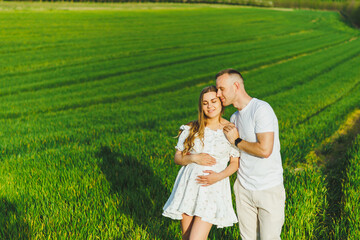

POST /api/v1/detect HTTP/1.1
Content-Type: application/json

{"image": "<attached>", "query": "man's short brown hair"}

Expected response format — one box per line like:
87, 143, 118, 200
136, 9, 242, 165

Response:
215, 68, 244, 80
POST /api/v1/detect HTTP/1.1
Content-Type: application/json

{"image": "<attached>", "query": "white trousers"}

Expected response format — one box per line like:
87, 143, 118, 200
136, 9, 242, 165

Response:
233, 179, 285, 240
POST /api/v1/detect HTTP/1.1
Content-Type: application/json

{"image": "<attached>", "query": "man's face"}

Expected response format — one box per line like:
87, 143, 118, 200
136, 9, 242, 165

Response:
216, 74, 235, 106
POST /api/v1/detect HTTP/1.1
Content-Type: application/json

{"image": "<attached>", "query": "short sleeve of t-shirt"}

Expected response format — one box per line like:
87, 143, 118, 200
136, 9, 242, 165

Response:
254, 104, 275, 133
175, 125, 190, 151
230, 113, 236, 124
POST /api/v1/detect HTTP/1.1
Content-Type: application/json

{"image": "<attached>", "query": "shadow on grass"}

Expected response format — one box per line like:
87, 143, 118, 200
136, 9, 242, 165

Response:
316, 110, 360, 239
97, 146, 177, 239
0, 198, 30, 239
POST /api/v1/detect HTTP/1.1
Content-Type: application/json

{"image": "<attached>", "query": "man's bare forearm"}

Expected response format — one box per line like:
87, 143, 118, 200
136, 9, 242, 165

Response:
236, 141, 271, 158
236, 132, 274, 158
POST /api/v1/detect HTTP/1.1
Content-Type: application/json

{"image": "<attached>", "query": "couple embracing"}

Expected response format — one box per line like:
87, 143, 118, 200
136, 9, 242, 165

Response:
162, 69, 286, 240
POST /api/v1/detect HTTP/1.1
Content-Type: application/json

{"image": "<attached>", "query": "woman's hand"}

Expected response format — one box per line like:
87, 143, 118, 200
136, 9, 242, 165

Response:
193, 153, 216, 166
174, 151, 216, 166
196, 170, 221, 186
196, 156, 239, 187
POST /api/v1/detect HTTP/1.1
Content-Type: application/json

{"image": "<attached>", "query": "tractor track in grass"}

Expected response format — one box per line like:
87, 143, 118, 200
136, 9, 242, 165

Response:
0, 29, 314, 80
296, 79, 360, 127
2, 73, 359, 121
0, 29, 314, 85
253, 39, 360, 98
243, 36, 358, 75
0, 35, 355, 103
0, 30, 327, 91
304, 109, 360, 238
0, 38, 358, 120
0, 31, 347, 89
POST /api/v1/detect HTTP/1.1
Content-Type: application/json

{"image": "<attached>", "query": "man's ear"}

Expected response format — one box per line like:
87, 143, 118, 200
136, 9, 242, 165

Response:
234, 81, 241, 90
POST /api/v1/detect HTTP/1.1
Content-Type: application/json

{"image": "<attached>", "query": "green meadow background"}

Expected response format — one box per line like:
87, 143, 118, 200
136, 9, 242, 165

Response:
4, 0, 360, 26
0, 2, 359, 239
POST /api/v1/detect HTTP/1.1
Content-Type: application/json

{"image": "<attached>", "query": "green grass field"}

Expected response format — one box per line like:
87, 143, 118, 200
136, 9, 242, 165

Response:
0, 2, 359, 239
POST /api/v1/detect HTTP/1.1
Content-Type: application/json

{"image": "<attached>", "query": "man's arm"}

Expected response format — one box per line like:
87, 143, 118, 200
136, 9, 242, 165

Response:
223, 123, 274, 158
174, 150, 216, 166
237, 132, 274, 158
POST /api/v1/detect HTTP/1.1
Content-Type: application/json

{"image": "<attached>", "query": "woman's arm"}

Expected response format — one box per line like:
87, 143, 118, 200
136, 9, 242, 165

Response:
174, 150, 216, 166
196, 156, 239, 186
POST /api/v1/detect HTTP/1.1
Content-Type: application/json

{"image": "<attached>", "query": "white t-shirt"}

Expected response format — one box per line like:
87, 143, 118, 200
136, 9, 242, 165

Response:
230, 98, 283, 191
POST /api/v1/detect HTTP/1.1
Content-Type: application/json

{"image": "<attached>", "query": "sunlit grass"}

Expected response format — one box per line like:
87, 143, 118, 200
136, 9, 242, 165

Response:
0, 3, 359, 239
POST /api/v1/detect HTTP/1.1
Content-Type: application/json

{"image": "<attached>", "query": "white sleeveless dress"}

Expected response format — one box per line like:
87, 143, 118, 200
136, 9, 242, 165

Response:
162, 125, 240, 228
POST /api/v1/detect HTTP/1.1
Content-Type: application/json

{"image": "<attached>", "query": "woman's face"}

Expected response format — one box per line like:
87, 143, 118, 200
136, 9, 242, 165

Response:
202, 92, 222, 119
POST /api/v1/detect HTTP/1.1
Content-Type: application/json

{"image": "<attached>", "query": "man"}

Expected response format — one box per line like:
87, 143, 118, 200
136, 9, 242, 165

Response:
216, 68, 285, 240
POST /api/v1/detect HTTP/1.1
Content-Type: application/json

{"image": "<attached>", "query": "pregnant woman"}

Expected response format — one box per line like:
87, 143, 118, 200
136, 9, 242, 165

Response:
163, 86, 240, 240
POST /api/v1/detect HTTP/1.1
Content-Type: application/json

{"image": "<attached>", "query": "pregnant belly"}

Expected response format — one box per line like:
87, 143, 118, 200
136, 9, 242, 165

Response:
188, 161, 227, 176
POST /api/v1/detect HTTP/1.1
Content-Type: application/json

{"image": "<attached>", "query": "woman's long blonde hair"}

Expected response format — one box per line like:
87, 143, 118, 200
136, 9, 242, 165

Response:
180, 86, 224, 155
